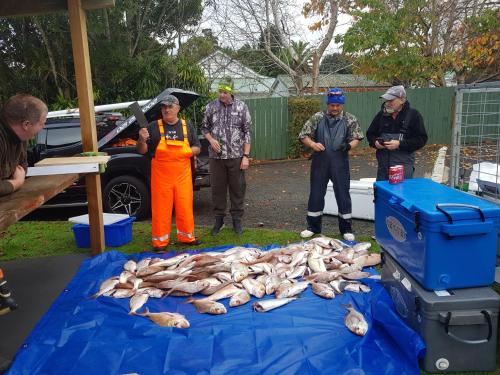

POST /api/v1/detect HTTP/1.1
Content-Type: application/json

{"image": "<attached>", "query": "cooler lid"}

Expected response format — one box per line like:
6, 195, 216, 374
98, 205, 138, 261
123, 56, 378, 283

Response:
375, 178, 500, 223
416, 283, 500, 311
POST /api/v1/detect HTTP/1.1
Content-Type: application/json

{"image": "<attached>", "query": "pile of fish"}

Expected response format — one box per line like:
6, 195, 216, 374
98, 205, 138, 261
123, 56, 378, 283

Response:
92, 237, 380, 335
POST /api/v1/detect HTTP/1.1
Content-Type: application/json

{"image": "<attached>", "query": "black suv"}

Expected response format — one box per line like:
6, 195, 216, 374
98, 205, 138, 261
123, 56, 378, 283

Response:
28, 88, 210, 219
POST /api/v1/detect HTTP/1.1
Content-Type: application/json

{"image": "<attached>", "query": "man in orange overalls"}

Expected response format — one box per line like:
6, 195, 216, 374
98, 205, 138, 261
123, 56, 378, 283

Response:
137, 95, 201, 251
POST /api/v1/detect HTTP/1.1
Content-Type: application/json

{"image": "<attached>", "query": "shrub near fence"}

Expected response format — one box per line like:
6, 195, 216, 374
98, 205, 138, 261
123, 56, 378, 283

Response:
288, 97, 322, 158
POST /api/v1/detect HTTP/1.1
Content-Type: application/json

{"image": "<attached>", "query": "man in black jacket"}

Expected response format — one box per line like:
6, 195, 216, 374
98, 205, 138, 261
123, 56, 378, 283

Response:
366, 86, 427, 180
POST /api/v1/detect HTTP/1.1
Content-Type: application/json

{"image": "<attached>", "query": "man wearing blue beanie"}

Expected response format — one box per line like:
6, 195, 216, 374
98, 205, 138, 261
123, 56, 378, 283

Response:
298, 88, 364, 241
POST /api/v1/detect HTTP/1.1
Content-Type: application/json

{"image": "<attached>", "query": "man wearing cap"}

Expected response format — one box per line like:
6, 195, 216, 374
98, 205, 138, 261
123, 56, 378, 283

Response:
366, 85, 427, 180
298, 88, 364, 241
201, 78, 252, 235
137, 94, 201, 251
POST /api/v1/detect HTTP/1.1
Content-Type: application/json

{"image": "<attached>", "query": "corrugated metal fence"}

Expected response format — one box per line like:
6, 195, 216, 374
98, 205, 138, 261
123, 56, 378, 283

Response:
246, 87, 455, 160
246, 97, 289, 160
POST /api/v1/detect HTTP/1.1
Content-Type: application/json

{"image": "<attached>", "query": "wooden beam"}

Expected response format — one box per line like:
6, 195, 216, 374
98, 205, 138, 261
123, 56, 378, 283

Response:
68, 0, 104, 255
0, 0, 114, 17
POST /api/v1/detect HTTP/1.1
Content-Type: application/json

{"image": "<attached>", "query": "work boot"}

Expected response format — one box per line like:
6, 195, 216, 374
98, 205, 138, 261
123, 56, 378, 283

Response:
300, 229, 319, 239
211, 217, 224, 236
0, 276, 18, 316
232, 218, 243, 235
339, 218, 355, 242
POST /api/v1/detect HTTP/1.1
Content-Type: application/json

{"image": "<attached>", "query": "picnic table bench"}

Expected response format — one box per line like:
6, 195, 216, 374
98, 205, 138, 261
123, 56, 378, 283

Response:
0, 173, 79, 231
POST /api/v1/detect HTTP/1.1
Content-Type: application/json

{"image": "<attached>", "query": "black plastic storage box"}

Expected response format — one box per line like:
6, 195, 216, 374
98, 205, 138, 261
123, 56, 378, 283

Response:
381, 251, 500, 373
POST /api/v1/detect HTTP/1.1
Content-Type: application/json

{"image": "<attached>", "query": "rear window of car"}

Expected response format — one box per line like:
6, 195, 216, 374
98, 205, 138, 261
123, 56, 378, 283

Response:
42, 118, 82, 147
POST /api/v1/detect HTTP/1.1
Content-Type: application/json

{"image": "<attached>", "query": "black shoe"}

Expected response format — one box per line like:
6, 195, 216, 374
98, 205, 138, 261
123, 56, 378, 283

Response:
232, 219, 243, 235
211, 217, 224, 236
181, 238, 202, 246
152, 246, 167, 253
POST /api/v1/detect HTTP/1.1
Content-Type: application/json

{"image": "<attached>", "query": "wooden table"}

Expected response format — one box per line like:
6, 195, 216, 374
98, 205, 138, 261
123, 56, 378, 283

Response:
0, 173, 79, 231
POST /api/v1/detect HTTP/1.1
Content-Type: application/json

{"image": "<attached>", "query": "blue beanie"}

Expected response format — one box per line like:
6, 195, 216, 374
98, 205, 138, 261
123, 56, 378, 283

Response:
326, 87, 345, 104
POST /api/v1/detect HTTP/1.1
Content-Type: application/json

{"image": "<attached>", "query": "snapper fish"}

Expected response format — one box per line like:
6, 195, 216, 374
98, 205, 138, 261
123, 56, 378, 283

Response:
129, 293, 149, 314
186, 298, 227, 314
253, 297, 298, 312
344, 303, 368, 336
137, 308, 190, 328
229, 289, 251, 307
91, 278, 119, 298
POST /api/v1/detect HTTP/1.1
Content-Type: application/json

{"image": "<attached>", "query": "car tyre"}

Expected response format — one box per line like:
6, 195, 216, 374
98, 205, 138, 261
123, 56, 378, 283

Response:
103, 175, 150, 219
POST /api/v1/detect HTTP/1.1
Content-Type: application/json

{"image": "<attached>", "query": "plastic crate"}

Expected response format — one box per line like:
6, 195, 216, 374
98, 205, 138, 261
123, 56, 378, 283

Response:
72, 217, 135, 248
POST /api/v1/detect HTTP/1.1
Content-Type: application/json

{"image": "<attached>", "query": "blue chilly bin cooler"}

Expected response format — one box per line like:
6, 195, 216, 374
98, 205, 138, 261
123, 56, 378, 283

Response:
72, 217, 135, 248
374, 178, 500, 290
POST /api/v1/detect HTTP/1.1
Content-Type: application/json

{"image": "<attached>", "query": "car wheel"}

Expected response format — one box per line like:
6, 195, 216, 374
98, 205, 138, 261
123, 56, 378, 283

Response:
103, 175, 150, 219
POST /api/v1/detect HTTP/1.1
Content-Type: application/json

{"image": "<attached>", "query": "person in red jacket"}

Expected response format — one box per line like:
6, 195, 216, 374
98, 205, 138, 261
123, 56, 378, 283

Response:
137, 95, 201, 251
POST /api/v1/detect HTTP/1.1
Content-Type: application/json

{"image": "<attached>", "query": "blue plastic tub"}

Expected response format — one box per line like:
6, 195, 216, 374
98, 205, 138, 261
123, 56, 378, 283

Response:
374, 178, 500, 290
72, 217, 136, 248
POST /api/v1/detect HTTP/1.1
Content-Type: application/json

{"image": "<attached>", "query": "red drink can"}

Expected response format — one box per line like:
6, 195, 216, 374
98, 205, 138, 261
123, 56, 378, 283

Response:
389, 165, 404, 184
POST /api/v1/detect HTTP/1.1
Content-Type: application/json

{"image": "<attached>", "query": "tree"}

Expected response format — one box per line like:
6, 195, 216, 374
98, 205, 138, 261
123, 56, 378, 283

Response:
0, 0, 206, 106
341, 0, 499, 86
178, 30, 218, 63
302, 0, 344, 93
320, 53, 353, 74
206, 0, 342, 94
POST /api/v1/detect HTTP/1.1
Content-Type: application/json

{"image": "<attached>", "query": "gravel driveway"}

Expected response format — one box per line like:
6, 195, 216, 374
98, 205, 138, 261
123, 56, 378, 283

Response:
194, 145, 443, 238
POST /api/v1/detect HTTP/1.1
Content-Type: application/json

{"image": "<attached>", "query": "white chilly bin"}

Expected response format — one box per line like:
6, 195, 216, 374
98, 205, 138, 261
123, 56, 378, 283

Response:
323, 179, 375, 220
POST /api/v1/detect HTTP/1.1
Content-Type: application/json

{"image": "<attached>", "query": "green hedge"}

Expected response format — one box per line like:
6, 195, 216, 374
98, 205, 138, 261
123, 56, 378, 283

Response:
288, 97, 322, 158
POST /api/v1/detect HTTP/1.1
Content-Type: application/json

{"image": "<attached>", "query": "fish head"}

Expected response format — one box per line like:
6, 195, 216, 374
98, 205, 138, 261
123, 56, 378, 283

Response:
211, 304, 227, 314
354, 324, 368, 336
173, 319, 190, 328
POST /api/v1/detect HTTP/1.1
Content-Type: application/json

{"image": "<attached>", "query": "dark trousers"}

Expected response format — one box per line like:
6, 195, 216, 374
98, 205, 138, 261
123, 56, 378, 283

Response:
307, 152, 352, 234
376, 149, 415, 181
210, 158, 246, 219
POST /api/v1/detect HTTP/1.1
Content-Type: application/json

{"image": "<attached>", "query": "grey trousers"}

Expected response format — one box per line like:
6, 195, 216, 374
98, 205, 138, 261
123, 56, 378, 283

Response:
209, 158, 246, 219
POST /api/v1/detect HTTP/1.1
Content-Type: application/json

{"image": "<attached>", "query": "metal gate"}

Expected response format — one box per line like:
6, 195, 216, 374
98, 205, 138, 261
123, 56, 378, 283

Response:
450, 81, 500, 202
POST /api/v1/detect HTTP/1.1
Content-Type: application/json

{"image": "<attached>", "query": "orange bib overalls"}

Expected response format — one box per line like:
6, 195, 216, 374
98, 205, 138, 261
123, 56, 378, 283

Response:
151, 119, 195, 247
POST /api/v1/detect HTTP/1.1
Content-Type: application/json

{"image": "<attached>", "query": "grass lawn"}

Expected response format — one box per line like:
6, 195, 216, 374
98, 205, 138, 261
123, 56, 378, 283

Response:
0, 221, 380, 261
0, 221, 498, 374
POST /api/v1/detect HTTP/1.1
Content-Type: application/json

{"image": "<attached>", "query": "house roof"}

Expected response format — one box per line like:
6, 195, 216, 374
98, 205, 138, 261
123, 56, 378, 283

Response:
276, 74, 388, 89
210, 77, 277, 97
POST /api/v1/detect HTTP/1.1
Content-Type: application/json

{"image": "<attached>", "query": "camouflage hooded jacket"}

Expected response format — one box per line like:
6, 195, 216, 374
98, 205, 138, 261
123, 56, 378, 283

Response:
201, 98, 252, 159
298, 111, 364, 143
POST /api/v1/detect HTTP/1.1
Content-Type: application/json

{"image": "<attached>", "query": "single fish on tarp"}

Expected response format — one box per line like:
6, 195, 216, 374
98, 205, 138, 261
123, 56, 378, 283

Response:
253, 297, 298, 312
137, 308, 190, 328
344, 303, 368, 336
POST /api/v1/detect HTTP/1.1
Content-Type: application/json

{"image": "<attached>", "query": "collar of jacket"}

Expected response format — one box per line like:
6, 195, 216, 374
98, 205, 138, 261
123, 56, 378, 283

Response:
218, 98, 234, 107
0, 119, 22, 144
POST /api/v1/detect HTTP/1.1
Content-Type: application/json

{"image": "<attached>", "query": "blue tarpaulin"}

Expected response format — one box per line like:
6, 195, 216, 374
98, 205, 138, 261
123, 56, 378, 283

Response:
7, 247, 425, 375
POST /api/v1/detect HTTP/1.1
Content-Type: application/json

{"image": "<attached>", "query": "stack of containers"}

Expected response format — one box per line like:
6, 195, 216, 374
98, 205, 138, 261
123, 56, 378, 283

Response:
374, 178, 500, 373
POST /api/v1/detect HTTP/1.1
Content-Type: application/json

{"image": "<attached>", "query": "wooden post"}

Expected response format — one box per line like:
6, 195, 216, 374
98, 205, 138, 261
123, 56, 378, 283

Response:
67, 0, 105, 255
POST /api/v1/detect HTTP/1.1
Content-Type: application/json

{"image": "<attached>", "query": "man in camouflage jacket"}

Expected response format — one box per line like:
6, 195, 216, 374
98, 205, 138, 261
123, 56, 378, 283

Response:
298, 88, 364, 241
201, 79, 252, 235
